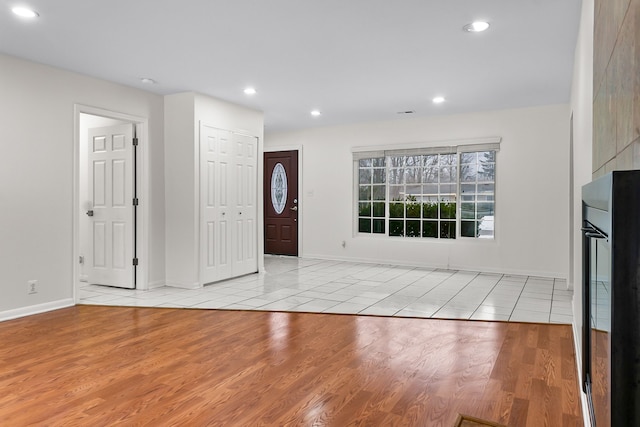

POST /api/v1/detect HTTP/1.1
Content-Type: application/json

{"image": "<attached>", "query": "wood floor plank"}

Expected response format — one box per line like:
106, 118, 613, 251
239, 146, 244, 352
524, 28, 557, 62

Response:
0, 306, 583, 426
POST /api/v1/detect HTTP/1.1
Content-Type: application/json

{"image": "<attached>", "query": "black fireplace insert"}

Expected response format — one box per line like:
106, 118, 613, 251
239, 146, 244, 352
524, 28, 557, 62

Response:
582, 170, 640, 426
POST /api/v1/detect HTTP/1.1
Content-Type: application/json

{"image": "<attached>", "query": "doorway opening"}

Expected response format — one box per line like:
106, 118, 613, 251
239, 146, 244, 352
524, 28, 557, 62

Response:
73, 106, 149, 298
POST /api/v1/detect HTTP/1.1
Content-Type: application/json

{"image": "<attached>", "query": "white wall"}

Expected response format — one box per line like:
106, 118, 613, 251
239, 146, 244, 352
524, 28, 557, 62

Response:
569, 0, 594, 424
0, 53, 165, 319
164, 92, 264, 288
266, 104, 570, 278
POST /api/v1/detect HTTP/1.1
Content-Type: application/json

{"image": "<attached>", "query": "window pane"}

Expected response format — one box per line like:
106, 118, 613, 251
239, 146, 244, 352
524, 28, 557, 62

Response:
439, 183, 456, 194
460, 152, 477, 164
372, 168, 386, 184
389, 202, 404, 218
477, 202, 494, 219
389, 156, 405, 167
423, 167, 438, 183
359, 202, 371, 216
478, 215, 494, 238
440, 202, 456, 219
406, 168, 422, 184
359, 185, 371, 201
423, 183, 438, 195
406, 202, 421, 218
478, 183, 495, 194
422, 221, 438, 237
460, 184, 476, 196
372, 202, 385, 217
461, 202, 475, 219
389, 220, 404, 236
477, 163, 495, 182
388, 168, 404, 184
405, 155, 422, 167
389, 185, 403, 200
422, 202, 438, 219
440, 154, 457, 166
424, 155, 438, 167
479, 151, 495, 163
372, 185, 386, 201
439, 166, 457, 183
440, 221, 456, 239
359, 218, 371, 233
406, 220, 420, 237
372, 157, 386, 167
359, 159, 372, 167
461, 194, 476, 201
359, 168, 372, 184
373, 219, 385, 234
460, 163, 477, 182
406, 185, 421, 198
461, 221, 476, 237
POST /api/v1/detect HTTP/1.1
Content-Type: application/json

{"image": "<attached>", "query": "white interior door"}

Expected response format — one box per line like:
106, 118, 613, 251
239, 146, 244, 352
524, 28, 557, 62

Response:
232, 133, 258, 276
86, 124, 135, 288
200, 125, 233, 283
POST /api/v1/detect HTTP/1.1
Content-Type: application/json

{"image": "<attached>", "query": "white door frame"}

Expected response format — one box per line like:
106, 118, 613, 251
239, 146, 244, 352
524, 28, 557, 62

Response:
263, 145, 303, 257
73, 105, 150, 301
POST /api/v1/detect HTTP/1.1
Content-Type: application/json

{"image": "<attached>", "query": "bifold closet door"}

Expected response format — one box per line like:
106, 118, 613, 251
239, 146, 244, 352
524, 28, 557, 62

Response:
231, 133, 258, 276
200, 126, 233, 283
200, 125, 258, 284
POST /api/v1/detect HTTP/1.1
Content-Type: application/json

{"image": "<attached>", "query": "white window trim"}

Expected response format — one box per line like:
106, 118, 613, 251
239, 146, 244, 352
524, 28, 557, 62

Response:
353, 137, 500, 240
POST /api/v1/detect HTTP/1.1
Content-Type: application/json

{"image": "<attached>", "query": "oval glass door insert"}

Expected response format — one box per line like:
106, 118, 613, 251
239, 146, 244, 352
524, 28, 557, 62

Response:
271, 163, 287, 214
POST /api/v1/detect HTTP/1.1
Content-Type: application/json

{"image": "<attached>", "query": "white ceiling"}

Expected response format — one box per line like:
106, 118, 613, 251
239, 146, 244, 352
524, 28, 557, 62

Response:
0, 0, 582, 132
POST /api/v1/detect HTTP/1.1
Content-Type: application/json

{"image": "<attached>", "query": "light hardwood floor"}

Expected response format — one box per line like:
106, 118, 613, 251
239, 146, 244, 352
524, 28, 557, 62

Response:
0, 306, 583, 426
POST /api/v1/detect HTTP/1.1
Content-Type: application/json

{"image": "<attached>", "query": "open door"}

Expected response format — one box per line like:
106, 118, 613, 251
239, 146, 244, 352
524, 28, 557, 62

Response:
264, 150, 298, 256
85, 124, 136, 288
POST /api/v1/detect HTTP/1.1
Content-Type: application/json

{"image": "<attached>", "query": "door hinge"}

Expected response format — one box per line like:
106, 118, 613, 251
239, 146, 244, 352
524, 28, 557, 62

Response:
133, 258, 139, 266
133, 198, 139, 206
133, 137, 139, 146
79, 256, 84, 264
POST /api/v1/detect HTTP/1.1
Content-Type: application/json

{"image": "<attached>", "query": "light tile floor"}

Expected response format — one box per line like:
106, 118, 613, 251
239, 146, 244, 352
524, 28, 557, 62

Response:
79, 256, 574, 324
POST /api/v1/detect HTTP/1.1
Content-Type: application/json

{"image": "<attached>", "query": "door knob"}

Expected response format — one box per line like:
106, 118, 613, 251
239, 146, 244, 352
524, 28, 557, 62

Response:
290, 206, 298, 211
86, 210, 94, 217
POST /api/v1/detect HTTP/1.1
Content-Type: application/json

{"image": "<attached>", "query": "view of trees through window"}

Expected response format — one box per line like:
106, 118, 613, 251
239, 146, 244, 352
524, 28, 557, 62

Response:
357, 150, 495, 239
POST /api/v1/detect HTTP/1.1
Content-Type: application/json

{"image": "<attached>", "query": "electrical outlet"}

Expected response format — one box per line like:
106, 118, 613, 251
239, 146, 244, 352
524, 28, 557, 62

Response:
27, 280, 37, 294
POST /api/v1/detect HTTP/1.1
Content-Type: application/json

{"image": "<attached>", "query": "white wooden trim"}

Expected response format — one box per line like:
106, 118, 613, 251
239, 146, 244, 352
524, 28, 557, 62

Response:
352, 136, 502, 154
73, 105, 150, 302
0, 299, 74, 322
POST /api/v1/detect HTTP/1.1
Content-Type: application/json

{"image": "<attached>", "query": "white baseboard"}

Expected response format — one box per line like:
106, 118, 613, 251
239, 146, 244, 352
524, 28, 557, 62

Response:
302, 253, 566, 279
0, 298, 75, 322
165, 281, 201, 290
147, 280, 165, 289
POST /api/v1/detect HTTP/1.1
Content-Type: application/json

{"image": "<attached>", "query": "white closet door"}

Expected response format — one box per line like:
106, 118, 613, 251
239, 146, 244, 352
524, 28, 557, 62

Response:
231, 133, 258, 276
200, 125, 233, 284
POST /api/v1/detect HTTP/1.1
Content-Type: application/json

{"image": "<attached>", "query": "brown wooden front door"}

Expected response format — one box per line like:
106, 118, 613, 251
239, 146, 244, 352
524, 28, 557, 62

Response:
264, 150, 298, 255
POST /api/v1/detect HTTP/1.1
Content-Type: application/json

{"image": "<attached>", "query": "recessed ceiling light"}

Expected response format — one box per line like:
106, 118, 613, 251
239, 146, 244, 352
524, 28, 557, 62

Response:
432, 96, 446, 104
463, 21, 490, 32
12, 6, 39, 18
310, 110, 321, 117
244, 87, 256, 95
140, 77, 156, 84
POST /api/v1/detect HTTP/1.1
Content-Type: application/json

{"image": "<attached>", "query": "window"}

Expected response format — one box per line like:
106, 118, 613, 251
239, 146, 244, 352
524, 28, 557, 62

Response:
355, 144, 497, 239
